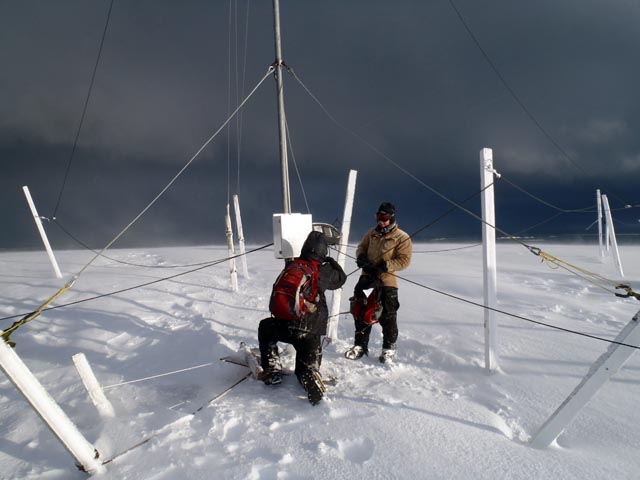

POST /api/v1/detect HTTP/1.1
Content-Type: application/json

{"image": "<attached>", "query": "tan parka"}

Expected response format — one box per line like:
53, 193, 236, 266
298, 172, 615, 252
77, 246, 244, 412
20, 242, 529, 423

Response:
355, 224, 412, 288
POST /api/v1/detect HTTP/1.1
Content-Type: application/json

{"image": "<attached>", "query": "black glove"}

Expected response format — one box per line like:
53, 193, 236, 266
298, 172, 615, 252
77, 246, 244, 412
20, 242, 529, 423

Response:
356, 254, 369, 268
362, 261, 387, 277
325, 257, 339, 268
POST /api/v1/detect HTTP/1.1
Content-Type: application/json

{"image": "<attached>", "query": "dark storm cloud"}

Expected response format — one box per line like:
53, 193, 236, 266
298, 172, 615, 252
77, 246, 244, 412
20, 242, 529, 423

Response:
2, 0, 640, 251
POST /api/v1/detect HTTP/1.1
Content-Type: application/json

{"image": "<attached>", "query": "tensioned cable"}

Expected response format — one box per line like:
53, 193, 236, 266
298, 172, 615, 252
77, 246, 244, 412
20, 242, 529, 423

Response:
446, 0, 632, 208
0, 243, 273, 324
233, 0, 241, 195
288, 67, 640, 308
106, 258, 635, 466
394, 270, 640, 350
508, 211, 565, 238
391, 210, 564, 254
52, 219, 245, 269
102, 362, 214, 390
289, 66, 612, 260
288, 67, 529, 246
532, 249, 640, 299
327, 179, 639, 342
499, 175, 594, 213
414, 243, 482, 253
329, 242, 639, 348
334, 181, 493, 270
1, 68, 274, 344
237, 0, 252, 194
70, 67, 273, 280
329, 183, 493, 276
227, 0, 233, 205
52, 0, 115, 218
610, 204, 640, 212
285, 116, 311, 214
102, 370, 253, 465
611, 218, 640, 227
332, 185, 490, 273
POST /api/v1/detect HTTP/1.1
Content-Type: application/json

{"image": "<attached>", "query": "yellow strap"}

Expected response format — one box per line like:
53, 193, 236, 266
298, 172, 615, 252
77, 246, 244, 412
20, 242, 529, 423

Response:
1, 280, 75, 347
534, 249, 639, 299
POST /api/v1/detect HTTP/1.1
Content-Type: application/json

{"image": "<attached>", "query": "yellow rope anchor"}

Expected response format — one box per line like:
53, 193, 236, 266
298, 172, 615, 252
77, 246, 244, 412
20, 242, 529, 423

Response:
1, 279, 76, 347
528, 246, 640, 301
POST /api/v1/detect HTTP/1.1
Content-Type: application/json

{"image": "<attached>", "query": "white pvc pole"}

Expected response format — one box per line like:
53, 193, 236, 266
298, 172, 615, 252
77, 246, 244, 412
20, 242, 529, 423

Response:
22, 186, 62, 279
225, 204, 238, 292
531, 309, 640, 448
0, 338, 103, 474
602, 194, 624, 277
597, 189, 604, 259
327, 170, 358, 342
605, 197, 611, 252
233, 194, 250, 279
72, 353, 115, 419
480, 148, 498, 372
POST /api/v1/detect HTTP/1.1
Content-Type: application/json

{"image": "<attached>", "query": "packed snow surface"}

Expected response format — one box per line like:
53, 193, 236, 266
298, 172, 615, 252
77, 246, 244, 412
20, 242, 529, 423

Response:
1, 243, 639, 479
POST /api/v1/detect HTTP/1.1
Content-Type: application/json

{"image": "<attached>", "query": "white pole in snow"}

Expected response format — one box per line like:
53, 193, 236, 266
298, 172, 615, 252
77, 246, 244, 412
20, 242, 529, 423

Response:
225, 204, 239, 292
23, 186, 62, 279
602, 194, 624, 277
233, 194, 250, 279
0, 338, 103, 474
327, 169, 358, 342
604, 198, 611, 253
597, 189, 604, 259
480, 148, 498, 372
531, 309, 640, 448
72, 353, 115, 419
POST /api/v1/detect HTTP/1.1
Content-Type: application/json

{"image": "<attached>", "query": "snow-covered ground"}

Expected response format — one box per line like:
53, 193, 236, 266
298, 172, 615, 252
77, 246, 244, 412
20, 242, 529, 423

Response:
1, 242, 640, 479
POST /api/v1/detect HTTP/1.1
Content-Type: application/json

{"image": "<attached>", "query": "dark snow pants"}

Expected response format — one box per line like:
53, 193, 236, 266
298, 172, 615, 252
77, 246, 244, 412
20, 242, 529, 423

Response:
258, 317, 323, 380
354, 286, 399, 351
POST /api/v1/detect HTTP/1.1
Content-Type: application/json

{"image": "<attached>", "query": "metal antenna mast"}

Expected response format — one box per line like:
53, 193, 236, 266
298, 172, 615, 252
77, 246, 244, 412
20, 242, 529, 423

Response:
272, 0, 291, 214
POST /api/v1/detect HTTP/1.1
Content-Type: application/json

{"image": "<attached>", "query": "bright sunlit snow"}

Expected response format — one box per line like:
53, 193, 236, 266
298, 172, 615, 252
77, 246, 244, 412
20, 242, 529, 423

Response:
1, 242, 639, 479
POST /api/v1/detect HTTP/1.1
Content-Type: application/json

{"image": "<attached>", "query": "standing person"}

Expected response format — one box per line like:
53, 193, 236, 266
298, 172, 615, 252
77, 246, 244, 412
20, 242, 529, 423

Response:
345, 202, 412, 363
258, 231, 346, 405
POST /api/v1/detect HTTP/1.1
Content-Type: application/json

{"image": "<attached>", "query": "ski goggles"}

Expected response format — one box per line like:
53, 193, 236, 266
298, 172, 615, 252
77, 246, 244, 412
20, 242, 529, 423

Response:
376, 212, 392, 222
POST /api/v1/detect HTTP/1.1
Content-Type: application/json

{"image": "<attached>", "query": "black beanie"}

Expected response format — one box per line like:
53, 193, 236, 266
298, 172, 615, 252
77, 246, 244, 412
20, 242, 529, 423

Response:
300, 231, 328, 261
377, 202, 396, 216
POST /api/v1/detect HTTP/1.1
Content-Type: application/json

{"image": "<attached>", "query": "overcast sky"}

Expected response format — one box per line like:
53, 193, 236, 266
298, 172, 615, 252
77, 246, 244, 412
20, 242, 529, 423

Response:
2, 0, 640, 250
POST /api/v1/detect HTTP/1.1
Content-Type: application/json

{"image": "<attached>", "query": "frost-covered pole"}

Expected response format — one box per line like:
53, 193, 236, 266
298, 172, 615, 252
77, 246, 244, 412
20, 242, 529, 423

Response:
225, 204, 239, 292
327, 170, 358, 342
602, 194, 624, 277
233, 194, 249, 278
604, 195, 611, 252
0, 338, 103, 474
72, 353, 115, 419
480, 148, 498, 372
597, 189, 604, 259
272, 0, 291, 215
531, 309, 640, 448
23, 186, 62, 279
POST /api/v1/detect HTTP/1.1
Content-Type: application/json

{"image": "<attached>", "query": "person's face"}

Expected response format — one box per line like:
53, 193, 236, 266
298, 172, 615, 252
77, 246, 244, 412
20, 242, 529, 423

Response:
376, 212, 391, 227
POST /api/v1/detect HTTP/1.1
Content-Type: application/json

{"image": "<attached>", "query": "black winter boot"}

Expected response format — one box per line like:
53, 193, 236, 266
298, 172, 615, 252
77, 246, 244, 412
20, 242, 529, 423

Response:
300, 369, 326, 405
262, 345, 283, 385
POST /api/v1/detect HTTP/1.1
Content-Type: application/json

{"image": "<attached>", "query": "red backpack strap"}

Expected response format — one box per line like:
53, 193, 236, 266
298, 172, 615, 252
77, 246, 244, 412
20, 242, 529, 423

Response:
295, 259, 320, 301
307, 260, 320, 300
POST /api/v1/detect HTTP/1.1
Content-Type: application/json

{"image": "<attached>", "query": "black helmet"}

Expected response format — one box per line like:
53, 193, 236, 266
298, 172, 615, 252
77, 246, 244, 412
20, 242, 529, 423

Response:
300, 231, 328, 262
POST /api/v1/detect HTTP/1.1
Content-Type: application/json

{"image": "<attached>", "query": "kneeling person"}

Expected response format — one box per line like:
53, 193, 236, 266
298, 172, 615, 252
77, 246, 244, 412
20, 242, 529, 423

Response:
258, 231, 346, 405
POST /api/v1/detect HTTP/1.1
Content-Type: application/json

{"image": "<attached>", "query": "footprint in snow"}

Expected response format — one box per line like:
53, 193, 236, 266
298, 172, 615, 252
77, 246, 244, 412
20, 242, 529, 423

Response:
318, 437, 374, 463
